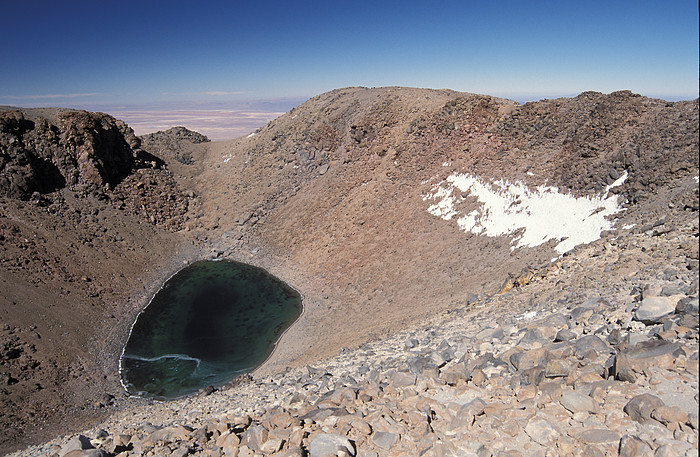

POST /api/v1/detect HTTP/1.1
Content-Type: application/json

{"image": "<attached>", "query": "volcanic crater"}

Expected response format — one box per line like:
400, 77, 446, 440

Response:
0, 87, 698, 454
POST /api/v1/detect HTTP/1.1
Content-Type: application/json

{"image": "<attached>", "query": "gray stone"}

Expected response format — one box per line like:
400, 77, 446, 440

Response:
554, 328, 576, 342
524, 417, 559, 446
678, 314, 699, 329
407, 356, 439, 377
60, 436, 95, 457
676, 297, 699, 315
612, 340, 682, 382
309, 433, 355, 457
634, 296, 678, 324
580, 296, 611, 310
619, 435, 653, 457
62, 451, 106, 457
391, 371, 417, 387
452, 398, 487, 428
651, 406, 689, 425
607, 328, 622, 345
242, 425, 269, 452
261, 438, 284, 454
510, 348, 545, 371
655, 445, 679, 457
570, 307, 594, 324
405, 338, 419, 349
624, 394, 665, 423
560, 391, 597, 414
518, 328, 550, 346
545, 359, 570, 378
582, 445, 605, 457
576, 428, 621, 444
171, 448, 190, 457
574, 335, 611, 356
661, 285, 685, 296
519, 366, 545, 386
372, 431, 399, 450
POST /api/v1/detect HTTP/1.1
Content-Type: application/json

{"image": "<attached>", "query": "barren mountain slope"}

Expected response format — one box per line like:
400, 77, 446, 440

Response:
0, 88, 697, 454
186, 87, 698, 376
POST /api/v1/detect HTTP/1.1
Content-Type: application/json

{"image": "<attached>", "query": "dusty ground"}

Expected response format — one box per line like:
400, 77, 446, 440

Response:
0, 88, 697, 454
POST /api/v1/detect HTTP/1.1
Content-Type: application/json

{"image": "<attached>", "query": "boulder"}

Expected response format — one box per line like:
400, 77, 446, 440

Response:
554, 329, 577, 342
574, 428, 620, 445
524, 417, 560, 446
407, 355, 439, 377
574, 335, 611, 357
59, 435, 95, 457
545, 359, 570, 378
372, 431, 399, 451
216, 431, 241, 455
612, 340, 682, 382
560, 391, 597, 414
623, 394, 665, 423
569, 307, 594, 324
676, 297, 699, 315
618, 435, 653, 457
651, 406, 689, 426
634, 296, 680, 324
308, 433, 355, 457
391, 371, 417, 387
147, 425, 192, 445
241, 424, 269, 452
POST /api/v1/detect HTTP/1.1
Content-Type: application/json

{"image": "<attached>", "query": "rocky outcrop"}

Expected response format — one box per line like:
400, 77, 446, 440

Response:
141, 126, 209, 146
0, 108, 143, 199
140, 127, 210, 165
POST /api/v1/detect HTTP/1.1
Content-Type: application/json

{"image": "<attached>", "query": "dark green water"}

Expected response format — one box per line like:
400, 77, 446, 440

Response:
120, 260, 302, 399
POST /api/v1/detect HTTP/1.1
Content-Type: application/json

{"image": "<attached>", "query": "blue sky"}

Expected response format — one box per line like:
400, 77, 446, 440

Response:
1, 1, 697, 138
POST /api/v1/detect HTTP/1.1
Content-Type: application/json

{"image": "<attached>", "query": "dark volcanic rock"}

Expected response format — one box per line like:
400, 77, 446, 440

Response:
141, 126, 210, 145
623, 394, 665, 423
139, 126, 210, 165
0, 108, 142, 199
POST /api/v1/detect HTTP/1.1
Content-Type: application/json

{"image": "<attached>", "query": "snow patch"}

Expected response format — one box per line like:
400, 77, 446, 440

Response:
423, 171, 628, 255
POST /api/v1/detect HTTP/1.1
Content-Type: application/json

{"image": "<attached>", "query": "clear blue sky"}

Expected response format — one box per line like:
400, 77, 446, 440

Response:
1, 0, 698, 110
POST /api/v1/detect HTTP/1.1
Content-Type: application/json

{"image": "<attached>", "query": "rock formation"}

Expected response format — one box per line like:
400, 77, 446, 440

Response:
0, 108, 148, 199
